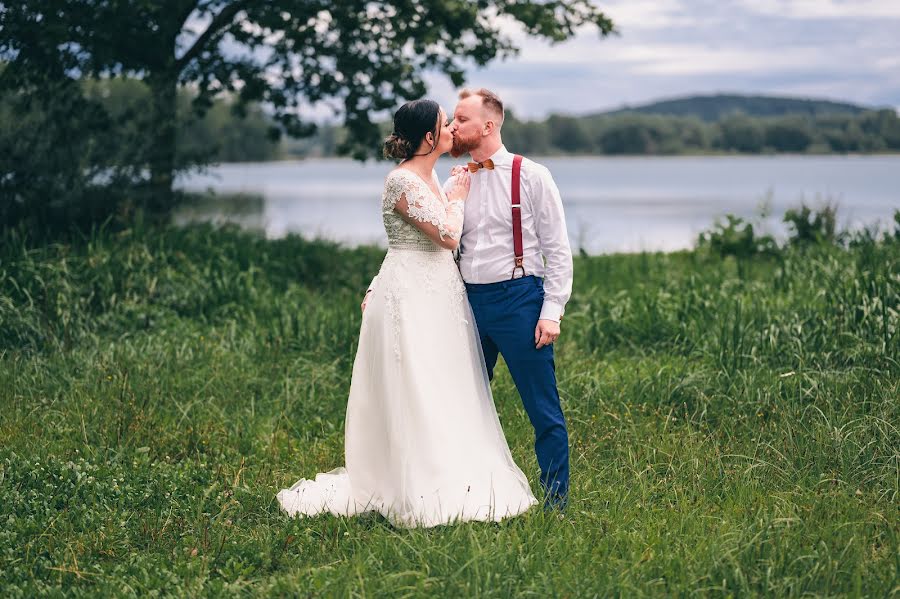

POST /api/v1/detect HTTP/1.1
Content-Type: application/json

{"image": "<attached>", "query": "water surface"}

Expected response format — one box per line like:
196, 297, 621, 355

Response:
177, 155, 899, 254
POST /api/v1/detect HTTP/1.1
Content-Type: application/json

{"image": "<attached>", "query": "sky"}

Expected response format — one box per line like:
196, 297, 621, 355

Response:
424, 0, 900, 119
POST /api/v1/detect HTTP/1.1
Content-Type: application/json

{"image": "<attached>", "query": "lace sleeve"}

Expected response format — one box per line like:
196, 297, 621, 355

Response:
405, 194, 464, 241
386, 170, 464, 241
382, 172, 405, 212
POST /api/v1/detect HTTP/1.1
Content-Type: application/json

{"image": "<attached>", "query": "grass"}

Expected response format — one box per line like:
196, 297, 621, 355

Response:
0, 223, 897, 597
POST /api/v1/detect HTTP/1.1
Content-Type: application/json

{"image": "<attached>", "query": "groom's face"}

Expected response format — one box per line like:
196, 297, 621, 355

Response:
450, 96, 486, 158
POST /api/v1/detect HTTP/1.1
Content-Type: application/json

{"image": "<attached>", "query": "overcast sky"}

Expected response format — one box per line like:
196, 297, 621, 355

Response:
425, 0, 900, 119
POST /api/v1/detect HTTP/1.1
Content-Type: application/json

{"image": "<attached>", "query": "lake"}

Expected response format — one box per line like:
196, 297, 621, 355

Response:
176, 155, 899, 254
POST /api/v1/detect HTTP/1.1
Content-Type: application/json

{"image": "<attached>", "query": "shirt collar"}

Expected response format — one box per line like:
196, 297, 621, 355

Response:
482, 145, 513, 167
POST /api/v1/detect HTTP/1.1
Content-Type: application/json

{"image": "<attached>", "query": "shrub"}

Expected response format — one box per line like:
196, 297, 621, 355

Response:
783, 202, 839, 246
697, 214, 777, 259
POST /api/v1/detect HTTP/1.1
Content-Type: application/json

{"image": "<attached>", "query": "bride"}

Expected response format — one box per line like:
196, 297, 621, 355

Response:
276, 99, 537, 527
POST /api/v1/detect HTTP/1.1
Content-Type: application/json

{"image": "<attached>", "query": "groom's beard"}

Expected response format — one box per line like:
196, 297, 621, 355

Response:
451, 132, 480, 158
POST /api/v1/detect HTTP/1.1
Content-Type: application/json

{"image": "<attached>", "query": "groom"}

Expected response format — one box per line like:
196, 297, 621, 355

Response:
448, 88, 573, 508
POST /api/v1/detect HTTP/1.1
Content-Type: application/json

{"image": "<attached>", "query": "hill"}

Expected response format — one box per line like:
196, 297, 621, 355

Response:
600, 93, 874, 122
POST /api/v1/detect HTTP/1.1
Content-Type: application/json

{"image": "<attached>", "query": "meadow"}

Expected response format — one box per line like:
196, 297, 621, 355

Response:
1, 221, 897, 597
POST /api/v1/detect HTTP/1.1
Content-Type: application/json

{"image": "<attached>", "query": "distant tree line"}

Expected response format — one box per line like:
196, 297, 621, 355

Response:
0, 76, 281, 231
288, 107, 900, 159
6, 78, 895, 182
603, 94, 869, 122
501, 109, 900, 155
1, 77, 281, 165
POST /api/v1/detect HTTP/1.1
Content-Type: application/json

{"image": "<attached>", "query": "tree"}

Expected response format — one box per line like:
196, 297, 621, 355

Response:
547, 114, 593, 152
763, 116, 812, 152
0, 66, 128, 230
719, 113, 765, 153
859, 109, 900, 150
501, 110, 551, 155
1, 1, 614, 217
597, 118, 653, 154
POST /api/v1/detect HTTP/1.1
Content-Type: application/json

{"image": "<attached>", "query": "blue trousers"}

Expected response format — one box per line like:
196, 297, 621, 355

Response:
465, 275, 569, 501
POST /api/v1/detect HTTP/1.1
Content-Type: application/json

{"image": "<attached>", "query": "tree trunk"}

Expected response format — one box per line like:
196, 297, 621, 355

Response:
147, 72, 178, 218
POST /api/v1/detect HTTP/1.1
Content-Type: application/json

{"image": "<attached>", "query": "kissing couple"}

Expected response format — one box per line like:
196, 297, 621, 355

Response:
277, 88, 573, 527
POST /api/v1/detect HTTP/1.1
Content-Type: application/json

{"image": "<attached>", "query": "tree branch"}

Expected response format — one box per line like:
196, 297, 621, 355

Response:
175, 0, 254, 73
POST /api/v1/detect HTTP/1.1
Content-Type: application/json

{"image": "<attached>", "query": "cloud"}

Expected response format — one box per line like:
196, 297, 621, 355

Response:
735, 0, 900, 19
182, 1, 900, 121
600, 0, 699, 30
433, 0, 900, 117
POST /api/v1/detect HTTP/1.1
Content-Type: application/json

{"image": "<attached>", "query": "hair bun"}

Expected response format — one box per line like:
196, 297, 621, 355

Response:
383, 133, 412, 160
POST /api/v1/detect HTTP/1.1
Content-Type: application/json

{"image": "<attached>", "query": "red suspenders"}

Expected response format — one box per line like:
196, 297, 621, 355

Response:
511, 154, 525, 279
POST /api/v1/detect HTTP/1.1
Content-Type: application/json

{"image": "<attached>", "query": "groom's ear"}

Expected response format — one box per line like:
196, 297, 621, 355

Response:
483, 120, 496, 136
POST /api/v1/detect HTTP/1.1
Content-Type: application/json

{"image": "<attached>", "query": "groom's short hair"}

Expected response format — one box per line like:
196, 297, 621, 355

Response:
459, 87, 504, 128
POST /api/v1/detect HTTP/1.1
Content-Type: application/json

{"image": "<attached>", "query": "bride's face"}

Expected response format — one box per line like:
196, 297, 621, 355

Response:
420, 108, 453, 156
435, 108, 454, 155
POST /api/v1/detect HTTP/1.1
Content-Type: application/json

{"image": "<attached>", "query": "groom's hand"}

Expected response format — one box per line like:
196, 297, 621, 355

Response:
535, 319, 560, 349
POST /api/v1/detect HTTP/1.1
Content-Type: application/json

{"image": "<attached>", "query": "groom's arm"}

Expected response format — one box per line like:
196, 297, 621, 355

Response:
529, 164, 573, 324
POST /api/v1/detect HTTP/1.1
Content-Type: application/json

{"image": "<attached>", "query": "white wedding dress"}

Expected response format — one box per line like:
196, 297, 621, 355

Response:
276, 168, 537, 527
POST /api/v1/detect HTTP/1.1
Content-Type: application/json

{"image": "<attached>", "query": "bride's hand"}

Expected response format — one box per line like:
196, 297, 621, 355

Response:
449, 164, 467, 177
446, 171, 470, 202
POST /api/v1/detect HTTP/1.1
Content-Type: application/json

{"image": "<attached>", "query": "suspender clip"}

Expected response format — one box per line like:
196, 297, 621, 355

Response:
511, 256, 525, 279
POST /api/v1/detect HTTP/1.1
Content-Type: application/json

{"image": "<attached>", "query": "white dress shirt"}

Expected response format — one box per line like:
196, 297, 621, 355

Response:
450, 146, 573, 323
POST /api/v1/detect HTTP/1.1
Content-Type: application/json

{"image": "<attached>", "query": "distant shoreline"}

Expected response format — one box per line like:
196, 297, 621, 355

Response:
208, 152, 900, 166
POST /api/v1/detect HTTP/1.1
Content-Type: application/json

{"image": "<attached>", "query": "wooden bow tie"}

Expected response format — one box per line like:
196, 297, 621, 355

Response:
467, 159, 495, 173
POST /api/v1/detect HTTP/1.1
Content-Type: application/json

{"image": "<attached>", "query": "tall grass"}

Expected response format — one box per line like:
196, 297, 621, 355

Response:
1, 223, 897, 596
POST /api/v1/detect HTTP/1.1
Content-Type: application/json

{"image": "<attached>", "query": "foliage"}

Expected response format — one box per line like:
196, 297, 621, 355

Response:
718, 114, 766, 153
603, 93, 870, 122
1, 0, 614, 218
0, 71, 135, 230
174, 90, 283, 165
0, 77, 282, 234
696, 204, 900, 266
783, 202, 839, 246
0, 221, 897, 596
697, 214, 778, 261
293, 107, 900, 158
762, 116, 813, 152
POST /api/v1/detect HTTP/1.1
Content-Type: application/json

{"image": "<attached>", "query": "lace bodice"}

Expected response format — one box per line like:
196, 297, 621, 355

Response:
382, 168, 464, 251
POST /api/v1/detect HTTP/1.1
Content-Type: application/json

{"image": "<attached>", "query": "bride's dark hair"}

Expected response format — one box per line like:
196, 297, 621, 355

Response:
383, 99, 441, 160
